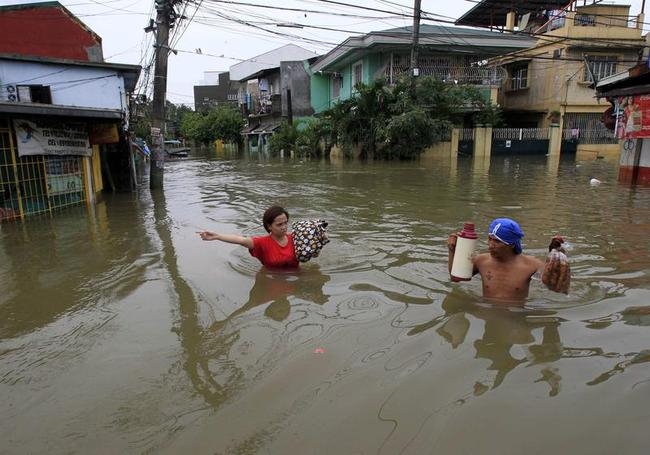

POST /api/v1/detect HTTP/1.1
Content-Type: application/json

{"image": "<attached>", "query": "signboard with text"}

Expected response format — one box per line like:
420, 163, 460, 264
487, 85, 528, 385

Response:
13, 119, 92, 157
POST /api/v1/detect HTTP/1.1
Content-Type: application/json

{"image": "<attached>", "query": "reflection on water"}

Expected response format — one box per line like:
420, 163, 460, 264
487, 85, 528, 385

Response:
1, 154, 650, 454
210, 268, 330, 331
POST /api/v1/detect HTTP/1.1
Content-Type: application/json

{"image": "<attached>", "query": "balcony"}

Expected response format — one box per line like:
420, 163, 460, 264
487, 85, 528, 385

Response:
248, 93, 282, 118
526, 7, 643, 41
384, 64, 507, 86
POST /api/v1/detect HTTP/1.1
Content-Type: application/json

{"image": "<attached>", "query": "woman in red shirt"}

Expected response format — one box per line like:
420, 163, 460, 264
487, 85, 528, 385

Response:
198, 205, 299, 269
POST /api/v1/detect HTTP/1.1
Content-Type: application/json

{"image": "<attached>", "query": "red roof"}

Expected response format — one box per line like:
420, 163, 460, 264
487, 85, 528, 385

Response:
0, 1, 103, 62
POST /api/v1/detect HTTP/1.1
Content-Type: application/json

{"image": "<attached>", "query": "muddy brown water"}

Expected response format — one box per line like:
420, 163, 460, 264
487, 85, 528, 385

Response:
1, 152, 649, 454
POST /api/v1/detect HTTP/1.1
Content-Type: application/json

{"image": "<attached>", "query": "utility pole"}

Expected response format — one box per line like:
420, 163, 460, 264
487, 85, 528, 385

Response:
149, 0, 181, 190
409, 0, 422, 97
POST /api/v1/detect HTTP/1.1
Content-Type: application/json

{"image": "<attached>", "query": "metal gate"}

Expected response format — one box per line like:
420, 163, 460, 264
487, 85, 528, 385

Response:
458, 127, 474, 156
0, 119, 86, 222
491, 128, 549, 155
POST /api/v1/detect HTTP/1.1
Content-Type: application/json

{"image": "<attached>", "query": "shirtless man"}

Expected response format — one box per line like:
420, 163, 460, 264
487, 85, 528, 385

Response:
448, 218, 567, 302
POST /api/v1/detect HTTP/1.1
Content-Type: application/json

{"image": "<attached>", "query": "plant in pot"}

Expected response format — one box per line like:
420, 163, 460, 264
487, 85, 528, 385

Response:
548, 110, 561, 125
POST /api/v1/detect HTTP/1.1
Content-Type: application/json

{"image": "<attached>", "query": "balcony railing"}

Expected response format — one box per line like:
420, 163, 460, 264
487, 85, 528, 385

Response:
385, 65, 507, 85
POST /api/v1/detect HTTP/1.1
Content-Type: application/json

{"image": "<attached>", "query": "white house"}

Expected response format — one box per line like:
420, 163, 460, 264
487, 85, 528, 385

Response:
0, 54, 140, 221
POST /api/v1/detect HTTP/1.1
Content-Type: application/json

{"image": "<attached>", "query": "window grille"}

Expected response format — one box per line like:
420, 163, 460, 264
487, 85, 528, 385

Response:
510, 64, 528, 90
352, 62, 363, 86
332, 74, 342, 98
584, 55, 617, 83
562, 112, 617, 144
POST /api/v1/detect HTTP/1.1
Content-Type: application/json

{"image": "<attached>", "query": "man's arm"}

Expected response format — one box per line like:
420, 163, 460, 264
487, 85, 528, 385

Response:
447, 234, 457, 274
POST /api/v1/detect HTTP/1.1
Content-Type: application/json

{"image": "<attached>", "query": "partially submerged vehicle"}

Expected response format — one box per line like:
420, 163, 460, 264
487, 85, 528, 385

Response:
164, 140, 190, 158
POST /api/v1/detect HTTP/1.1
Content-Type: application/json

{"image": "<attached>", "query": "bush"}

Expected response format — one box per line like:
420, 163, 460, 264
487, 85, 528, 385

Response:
376, 109, 441, 159
268, 122, 298, 157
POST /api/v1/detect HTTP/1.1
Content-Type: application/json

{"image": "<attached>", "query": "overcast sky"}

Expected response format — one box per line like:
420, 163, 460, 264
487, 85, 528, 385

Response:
1, 0, 647, 105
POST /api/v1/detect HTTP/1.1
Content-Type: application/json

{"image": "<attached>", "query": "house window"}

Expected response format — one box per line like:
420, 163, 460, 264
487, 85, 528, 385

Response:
352, 62, 363, 87
332, 74, 343, 98
574, 13, 596, 26
584, 55, 617, 83
509, 63, 528, 90
16, 85, 52, 104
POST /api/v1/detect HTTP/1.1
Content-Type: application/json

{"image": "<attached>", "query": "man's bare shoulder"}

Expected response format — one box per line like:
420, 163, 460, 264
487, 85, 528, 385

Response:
520, 253, 545, 269
473, 253, 491, 264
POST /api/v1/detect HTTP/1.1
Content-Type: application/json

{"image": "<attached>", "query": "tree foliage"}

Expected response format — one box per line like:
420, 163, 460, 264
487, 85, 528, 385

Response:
130, 99, 194, 141
180, 105, 244, 145
292, 75, 503, 160
167, 102, 194, 138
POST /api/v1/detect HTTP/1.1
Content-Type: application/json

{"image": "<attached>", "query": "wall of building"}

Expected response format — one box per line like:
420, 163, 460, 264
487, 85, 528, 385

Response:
280, 61, 314, 118
230, 44, 317, 81
619, 138, 650, 185
310, 72, 330, 114
193, 72, 238, 112
0, 60, 126, 110
501, 6, 643, 122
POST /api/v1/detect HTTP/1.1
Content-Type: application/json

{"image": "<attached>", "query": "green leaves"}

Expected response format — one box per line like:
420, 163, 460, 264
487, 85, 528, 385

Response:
316, 75, 502, 159
180, 106, 244, 145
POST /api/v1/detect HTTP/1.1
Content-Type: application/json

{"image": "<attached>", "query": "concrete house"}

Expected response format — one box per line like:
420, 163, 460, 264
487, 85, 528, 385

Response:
229, 44, 318, 155
459, 0, 646, 151
309, 24, 535, 115
193, 71, 239, 113
0, 2, 140, 222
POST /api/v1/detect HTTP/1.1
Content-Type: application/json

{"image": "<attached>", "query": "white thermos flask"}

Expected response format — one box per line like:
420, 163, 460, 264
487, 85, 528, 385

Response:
451, 222, 478, 282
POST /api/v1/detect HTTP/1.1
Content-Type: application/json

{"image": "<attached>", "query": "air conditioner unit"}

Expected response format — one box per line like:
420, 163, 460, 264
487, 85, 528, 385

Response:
5, 85, 16, 102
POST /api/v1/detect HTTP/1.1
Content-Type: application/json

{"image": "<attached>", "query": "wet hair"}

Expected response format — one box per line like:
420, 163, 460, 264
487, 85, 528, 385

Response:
262, 205, 289, 233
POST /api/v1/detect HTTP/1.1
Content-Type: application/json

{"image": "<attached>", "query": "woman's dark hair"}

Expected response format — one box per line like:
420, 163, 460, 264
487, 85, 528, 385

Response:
262, 205, 289, 232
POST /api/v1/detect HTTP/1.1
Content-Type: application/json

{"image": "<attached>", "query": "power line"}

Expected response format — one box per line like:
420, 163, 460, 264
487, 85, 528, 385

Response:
200, 0, 405, 20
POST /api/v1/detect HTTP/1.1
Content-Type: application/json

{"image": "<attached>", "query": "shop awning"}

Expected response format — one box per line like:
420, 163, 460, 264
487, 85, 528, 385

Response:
0, 101, 123, 120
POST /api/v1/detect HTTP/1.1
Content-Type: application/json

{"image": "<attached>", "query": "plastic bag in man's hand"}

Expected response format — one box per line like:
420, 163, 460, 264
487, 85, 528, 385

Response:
543, 236, 570, 294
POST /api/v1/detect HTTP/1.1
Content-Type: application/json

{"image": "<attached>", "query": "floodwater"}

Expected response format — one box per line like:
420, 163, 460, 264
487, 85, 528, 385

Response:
1, 151, 649, 454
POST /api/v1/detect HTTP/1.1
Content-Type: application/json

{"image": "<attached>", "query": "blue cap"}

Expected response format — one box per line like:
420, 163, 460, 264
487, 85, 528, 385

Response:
488, 218, 524, 254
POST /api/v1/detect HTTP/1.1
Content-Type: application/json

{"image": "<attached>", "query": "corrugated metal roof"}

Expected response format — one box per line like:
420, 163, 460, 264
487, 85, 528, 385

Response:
455, 0, 572, 28
311, 24, 534, 73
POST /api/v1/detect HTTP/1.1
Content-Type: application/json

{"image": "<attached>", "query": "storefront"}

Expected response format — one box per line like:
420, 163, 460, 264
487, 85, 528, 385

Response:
0, 104, 123, 222
597, 64, 650, 186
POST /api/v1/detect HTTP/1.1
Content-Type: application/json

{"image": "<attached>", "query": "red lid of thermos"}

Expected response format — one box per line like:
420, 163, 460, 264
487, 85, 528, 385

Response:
458, 222, 478, 239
